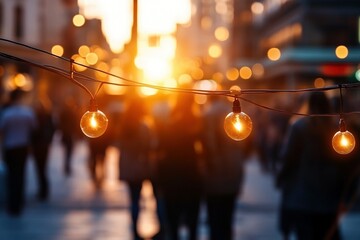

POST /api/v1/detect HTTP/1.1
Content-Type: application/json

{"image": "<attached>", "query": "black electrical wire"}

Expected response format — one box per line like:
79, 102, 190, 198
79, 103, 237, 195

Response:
1, 38, 360, 118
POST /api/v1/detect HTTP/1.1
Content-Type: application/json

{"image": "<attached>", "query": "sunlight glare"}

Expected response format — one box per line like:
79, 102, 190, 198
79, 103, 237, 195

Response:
79, 0, 132, 53
139, 0, 191, 35
79, 0, 192, 89
104, 66, 127, 95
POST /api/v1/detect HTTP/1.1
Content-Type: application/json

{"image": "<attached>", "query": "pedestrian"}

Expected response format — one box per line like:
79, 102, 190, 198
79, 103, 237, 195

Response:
157, 92, 204, 240
87, 133, 109, 189
118, 96, 152, 240
57, 96, 78, 177
31, 96, 56, 201
150, 93, 172, 240
0, 88, 37, 216
86, 97, 115, 189
276, 91, 359, 240
202, 96, 250, 240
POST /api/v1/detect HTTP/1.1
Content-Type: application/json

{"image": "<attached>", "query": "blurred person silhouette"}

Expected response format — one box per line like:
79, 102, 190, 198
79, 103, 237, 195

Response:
58, 96, 79, 177
86, 96, 116, 189
87, 130, 110, 189
253, 99, 291, 174
118, 95, 153, 240
263, 102, 290, 173
202, 96, 251, 240
276, 91, 359, 240
31, 95, 56, 201
156, 92, 204, 240
149, 92, 175, 240
0, 88, 37, 216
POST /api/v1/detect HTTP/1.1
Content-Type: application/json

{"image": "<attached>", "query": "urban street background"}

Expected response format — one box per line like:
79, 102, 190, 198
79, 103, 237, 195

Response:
1, 0, 360, 239
0, 133, 360, 239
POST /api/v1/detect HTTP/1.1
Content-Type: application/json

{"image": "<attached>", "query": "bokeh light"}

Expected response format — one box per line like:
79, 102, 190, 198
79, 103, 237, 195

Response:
314, 77, 325, 88
73, 14, 86, 27
239, 66, 252, 80
208, 44, 222, 58
78, 45, 90, 58
51, 45, 64, 57
335, 45, 348, 59
214, 27, 229, 41
355, 69, 360, 81
72, 55, 88, 72
251, 2, 264, 15
267, 48, 281, 61
226, 67, 239, 81
86, 52, 99, 65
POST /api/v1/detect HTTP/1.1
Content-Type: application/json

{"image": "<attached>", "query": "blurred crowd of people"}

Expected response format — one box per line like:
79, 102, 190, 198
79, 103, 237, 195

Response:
0, 86, 360, 240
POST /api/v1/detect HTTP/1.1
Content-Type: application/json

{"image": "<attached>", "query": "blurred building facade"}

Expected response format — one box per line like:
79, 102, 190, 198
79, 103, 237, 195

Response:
175, 0, 235, 83
233, 0, 360, 89
0, 0, 359, 101
0, 0, 77, 103
0, 0, 112, 109
0, 0, 76, 56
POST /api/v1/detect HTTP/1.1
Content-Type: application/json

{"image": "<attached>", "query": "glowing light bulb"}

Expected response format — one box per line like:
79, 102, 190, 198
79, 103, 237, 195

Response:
80, 100, 108, 138
224, 99, 252, 141
332, 130, 355, 155
332, 119, 356, 155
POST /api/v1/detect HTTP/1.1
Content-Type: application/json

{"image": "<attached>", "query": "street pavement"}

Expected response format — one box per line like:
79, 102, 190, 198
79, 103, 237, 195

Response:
0, 134, 360, 240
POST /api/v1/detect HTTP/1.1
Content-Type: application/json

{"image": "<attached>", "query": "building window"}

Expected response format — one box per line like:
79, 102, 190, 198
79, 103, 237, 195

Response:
14, 5, 23, 39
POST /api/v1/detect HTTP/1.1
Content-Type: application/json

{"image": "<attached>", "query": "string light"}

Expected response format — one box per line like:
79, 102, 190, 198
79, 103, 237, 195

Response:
1, 38, 360, 154
68, 59, 108, 138
224, 98, 253, 141
332, 118, 356, 155
332, 86, 356, 154
80, 99, 108, 138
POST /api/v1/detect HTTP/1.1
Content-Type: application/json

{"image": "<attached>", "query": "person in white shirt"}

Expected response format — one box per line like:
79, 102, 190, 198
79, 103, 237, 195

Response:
0, 88, 37, 216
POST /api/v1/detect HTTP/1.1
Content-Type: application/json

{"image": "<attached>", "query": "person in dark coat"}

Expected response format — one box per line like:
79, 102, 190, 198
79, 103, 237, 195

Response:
32, 96, 55, 201
58, 96, 79, 177
276, 91, 359, 240
202, 96, 250, 240
118, 96, 152, 240
157, 92, 204, 240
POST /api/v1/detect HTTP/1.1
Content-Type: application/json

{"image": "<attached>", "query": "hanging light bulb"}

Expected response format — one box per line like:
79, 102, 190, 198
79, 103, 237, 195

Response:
332, 118, 355, 155
80, 99, 108, 138
224, 98, 252, 141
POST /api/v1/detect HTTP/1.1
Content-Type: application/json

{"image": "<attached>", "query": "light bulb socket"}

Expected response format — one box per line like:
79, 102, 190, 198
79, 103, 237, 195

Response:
339, 118, 347, 132
232, 99, 241, 113
89, 99, 98, 112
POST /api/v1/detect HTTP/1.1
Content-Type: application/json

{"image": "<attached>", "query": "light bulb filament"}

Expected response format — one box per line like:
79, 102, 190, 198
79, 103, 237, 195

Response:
224, 111, 252, 141
340, 135, 349, 147
90, 115, 98, 128
332, 130, 356, 155
234, 119, 242, 132
80, 109, 108, 138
